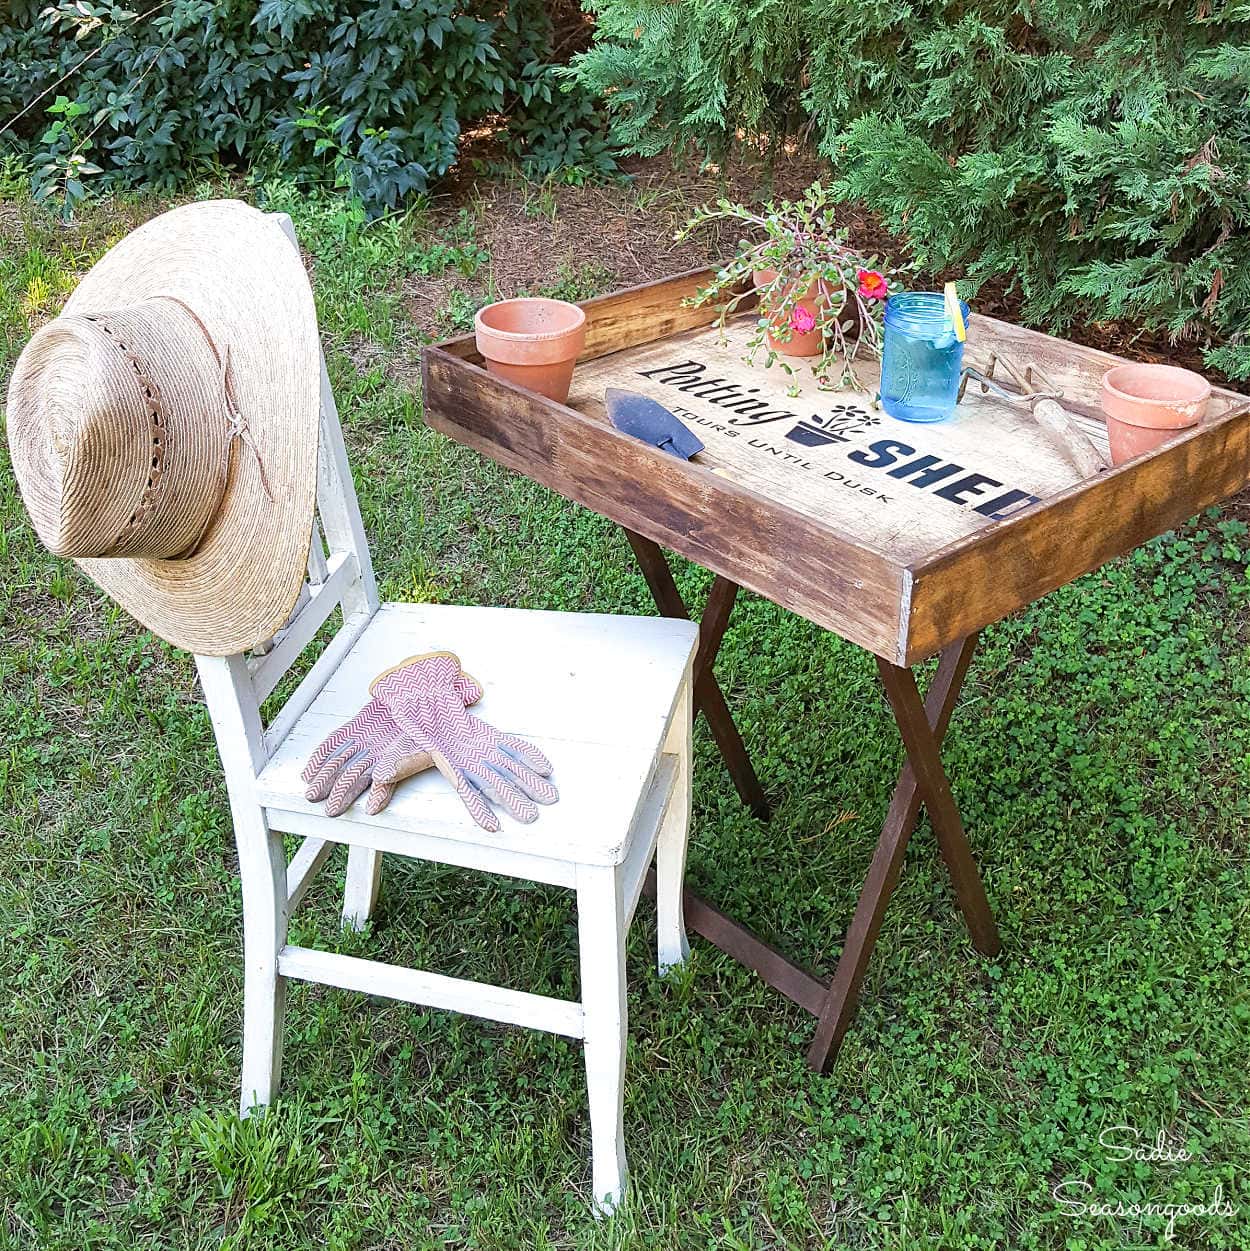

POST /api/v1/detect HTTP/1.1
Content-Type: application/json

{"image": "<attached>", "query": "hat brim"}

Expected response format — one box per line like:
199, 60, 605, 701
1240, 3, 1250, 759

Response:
65, 200, 321, 657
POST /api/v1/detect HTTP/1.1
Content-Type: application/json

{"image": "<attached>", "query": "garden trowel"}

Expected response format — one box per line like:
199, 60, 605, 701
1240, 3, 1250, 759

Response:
605, 388, 705, 459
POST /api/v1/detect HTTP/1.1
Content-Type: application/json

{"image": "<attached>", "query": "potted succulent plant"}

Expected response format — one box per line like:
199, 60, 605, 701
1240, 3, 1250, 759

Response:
676, 183, 893, 389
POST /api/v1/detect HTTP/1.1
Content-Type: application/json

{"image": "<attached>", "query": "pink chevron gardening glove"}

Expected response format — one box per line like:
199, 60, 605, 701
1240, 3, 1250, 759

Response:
301, 654, 482, 818
370, 652, 558, 832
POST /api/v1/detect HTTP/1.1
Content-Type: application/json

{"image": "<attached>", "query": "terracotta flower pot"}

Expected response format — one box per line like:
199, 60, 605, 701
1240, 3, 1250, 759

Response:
474, 297, 587, 403
1100, 363, 1211, 466
753, 269, 827, 357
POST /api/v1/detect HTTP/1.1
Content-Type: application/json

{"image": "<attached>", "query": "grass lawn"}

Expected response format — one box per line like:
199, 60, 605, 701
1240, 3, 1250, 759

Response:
2, 173, 1249, 1251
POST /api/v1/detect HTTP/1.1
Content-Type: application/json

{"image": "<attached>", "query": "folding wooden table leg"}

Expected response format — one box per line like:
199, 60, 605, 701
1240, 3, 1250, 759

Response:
624, 534, 997, 1070
807, 633, 996, 1071
624, 529, 769, 820
877, 656, 1000, 957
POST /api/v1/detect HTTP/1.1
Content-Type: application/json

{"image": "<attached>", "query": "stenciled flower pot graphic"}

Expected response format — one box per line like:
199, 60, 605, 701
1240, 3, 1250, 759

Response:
474, 297, 587, 403
753, 270, 828, 357
787, 423, 842, 448
786, 404, 879, 448
1100, 363, 1210, 466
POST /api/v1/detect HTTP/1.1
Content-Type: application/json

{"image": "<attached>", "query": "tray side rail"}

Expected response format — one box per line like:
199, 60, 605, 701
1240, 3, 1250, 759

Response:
422, 343, 908, 660
902, 400, 1250, 663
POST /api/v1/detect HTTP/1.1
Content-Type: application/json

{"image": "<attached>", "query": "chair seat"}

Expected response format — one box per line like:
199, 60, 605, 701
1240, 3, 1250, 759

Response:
257, 602, 698, 866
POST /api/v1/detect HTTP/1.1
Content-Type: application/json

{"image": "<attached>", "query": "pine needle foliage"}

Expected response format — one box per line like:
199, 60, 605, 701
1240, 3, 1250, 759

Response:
570, 1, 1250, 377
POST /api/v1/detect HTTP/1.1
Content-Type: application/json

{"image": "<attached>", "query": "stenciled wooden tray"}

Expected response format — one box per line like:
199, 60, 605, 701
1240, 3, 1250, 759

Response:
423, 269, 1250, 665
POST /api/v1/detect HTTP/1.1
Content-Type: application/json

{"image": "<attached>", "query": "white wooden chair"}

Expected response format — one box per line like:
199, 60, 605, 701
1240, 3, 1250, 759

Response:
193, 215, 698, 1212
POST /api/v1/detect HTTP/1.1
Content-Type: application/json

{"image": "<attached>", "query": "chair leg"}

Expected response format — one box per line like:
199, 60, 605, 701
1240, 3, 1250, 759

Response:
342, 846, 382, 930
236, 812, 289, 1115
656, 674, 693, 973
576, 862, 629, 1215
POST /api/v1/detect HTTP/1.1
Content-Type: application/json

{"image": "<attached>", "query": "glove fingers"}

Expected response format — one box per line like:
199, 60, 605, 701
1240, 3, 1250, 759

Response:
324, 750, 375, 817
303, 738, 360, 802
454, 672, 484, 706
364, 777, 396, 816
496, 733, 554, 777
465, 761, 540, 824
301, 727, 359, 786
430, 749, 500, 833
485, 747, 559, 806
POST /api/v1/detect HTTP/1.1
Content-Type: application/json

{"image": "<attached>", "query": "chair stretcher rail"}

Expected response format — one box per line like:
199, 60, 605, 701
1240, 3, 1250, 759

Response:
277, 945, 586, 1038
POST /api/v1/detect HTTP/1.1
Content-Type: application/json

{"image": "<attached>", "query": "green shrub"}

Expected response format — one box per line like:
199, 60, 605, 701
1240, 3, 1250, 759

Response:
569, 1, 1250, 379
0, 0, 614, 216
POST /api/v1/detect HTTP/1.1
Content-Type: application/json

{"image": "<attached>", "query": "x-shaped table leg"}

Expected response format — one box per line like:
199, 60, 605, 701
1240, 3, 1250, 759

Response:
624, 530, 769, 820
807, 632, 999, 1071
625, 529, 999, 1071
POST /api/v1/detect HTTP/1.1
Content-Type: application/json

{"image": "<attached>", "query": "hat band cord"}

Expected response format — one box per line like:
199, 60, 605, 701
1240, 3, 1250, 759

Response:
84, 300, 276, 560
217, 341, 275, 503
151, 296, 276, 558
109, 296, 276, 557
178, 338, 274, 558
82, 315, 173, 556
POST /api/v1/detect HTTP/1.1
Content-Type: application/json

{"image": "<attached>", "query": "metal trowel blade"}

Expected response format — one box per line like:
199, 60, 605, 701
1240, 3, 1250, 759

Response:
604, 388, 705, 460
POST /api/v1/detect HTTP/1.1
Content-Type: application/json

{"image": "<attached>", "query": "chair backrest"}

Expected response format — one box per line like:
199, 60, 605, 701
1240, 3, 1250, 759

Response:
194, 213, 380, 791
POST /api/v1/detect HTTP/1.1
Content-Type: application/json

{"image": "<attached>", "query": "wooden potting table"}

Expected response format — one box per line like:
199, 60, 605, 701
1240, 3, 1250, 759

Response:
421, 268, 1250, 1070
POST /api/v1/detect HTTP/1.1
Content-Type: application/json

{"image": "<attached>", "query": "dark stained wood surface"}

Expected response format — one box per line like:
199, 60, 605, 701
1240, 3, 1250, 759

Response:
423, 347, 907, 659
694, 575, 740, 685
904, 408, 1250, 662
579, 267, 740, 360
419, 268, 1250, 1071
432, 265, 738, 364
624, 531, 769, 819
876, 656, 1000, 956
807, 633, 980, 1071
423, 270, 1250, 665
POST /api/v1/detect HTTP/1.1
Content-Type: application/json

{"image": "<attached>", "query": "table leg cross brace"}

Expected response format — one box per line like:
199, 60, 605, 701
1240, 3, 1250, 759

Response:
807, 632, 999, 1071
625, 531, 999, 1071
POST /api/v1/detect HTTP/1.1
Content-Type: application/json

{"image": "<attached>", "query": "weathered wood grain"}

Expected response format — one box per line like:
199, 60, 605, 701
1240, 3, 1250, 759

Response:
579, 266, 743, 359
423, 346, 907, 658
569, 316, 1098, 571
422, 269, 1250, 666
904, 402, 1250, 662
431, 266, 745, 365
964, 314, 1246, 422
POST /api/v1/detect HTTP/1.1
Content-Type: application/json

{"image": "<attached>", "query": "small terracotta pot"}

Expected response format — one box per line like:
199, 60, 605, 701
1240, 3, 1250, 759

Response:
1101, 363, 1211, 466
474, 297, 587, 403
753, 270, 827, 357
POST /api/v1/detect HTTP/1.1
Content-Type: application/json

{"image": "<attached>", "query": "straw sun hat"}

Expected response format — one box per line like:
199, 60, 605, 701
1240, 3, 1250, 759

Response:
6, 200, 320, 656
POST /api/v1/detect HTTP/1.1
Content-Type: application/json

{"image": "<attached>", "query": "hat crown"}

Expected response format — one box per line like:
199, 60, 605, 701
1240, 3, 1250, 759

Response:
7, 298, 231, 560
4, 199, 321, 656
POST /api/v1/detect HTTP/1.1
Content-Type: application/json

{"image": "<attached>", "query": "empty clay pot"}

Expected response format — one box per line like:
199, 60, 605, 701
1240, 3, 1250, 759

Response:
474, 297, 587, 403
1101, 363, 1211, 466
753, 270, 827, 357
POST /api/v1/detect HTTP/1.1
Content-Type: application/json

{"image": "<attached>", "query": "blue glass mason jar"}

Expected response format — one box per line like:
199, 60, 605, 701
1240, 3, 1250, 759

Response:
879, 291, 970, 423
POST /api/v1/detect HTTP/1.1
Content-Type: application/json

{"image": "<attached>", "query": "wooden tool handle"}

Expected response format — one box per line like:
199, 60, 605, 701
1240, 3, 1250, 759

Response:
1030, 398, 1109, 478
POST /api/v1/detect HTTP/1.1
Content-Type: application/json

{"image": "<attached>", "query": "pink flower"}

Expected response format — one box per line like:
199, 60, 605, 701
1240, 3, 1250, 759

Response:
857, 268, 888, 301
790, 304, 816, 334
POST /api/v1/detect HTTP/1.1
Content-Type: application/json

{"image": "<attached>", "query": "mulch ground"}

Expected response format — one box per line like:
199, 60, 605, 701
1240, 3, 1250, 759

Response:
398, 144, 1248, 516
407, 146, 1229, 385
401, 149, 832, 340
